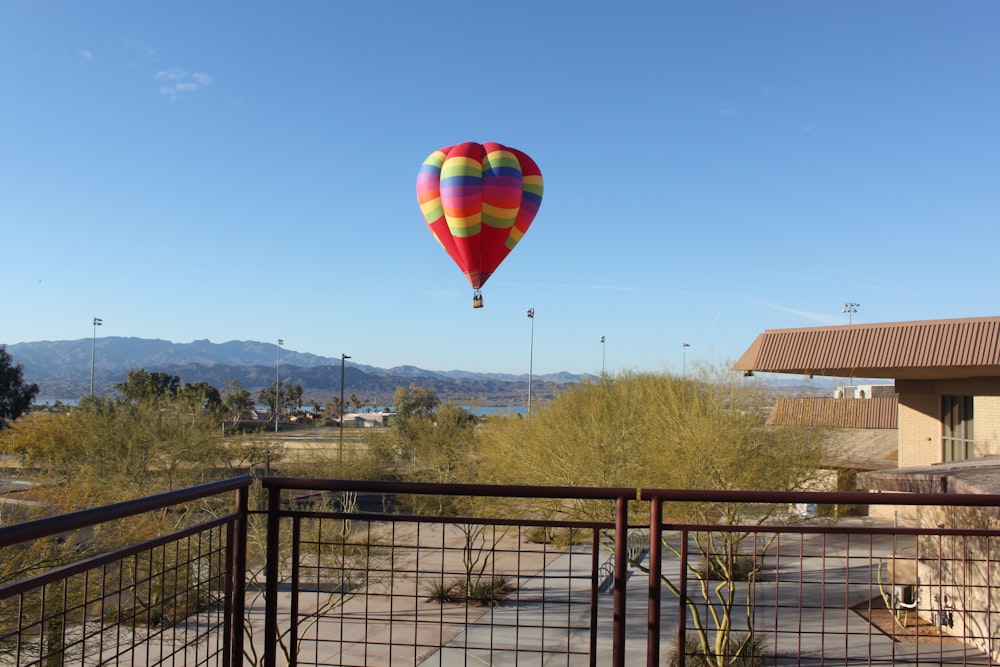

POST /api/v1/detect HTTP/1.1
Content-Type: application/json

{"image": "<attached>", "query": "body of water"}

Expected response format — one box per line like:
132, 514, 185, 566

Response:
36, 398, 528, 418
465, 406, 527, 417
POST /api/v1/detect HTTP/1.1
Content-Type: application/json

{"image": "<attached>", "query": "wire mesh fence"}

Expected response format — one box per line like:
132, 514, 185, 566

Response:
3, 477, 1000, 666
0, 478, 250, 666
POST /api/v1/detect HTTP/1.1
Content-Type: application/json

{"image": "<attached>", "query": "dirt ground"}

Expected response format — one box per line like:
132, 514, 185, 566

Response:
854, 596, 963, 644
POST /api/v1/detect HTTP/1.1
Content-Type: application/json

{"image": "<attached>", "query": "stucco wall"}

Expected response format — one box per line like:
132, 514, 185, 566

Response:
897, 394, 941, 468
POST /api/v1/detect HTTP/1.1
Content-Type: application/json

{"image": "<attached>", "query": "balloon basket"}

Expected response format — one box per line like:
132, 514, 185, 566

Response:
472, 291, 483, 309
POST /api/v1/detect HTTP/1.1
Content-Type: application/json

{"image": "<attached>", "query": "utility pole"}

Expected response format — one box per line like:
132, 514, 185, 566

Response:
90, 318, 102, 396
526, 309, 535, 416
340, 353, 351, 464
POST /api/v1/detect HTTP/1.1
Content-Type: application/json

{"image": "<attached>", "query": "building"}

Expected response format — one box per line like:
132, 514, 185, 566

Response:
735, 315, 1000, 469
735, 314, 1000, 658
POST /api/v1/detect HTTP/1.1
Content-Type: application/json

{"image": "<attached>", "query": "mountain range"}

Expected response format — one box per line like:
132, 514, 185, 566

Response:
4, 338, 590, 406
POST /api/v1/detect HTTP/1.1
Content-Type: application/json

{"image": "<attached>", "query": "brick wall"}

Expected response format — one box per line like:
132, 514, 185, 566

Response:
898, 393, 940, 468
975, 395, 1000, 457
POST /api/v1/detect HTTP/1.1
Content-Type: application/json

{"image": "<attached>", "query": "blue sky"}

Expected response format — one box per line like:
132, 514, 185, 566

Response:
3, 1, 998, 376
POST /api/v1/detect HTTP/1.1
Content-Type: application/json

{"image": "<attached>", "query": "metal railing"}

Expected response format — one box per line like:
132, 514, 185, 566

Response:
258, 478, 633, 667
259, 480, 1000, 667
3, 477, 1000, 666
0, 477, 250, 666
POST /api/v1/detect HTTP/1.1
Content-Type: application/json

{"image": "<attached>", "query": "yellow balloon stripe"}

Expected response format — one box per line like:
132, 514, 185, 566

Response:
420, 199, 443, 220
482, 203, 517, 228
523, 175, 544, 194
444, 211, 481, 229
484, 149, 519, 169
449, 223, 482, 238
424, 150, 447, 168
441, 157, 482, 178
506, 226, 525, 249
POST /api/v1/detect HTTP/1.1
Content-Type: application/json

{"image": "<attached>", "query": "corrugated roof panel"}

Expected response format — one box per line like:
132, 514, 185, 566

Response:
732, 316, 1000, 379
767, 397, 898, 429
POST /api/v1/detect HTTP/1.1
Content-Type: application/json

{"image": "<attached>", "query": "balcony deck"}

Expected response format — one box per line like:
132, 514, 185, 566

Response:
1, 476, 998, 666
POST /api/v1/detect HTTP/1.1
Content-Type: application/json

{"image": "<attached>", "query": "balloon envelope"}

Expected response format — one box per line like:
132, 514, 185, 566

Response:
417, 142, 543, 294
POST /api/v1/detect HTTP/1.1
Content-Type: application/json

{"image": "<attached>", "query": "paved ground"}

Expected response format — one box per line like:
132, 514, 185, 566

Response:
187, 518, 1000, 665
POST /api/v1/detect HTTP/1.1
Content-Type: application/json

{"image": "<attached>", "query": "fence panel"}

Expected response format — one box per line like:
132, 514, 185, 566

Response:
259, 478, 636, 667
645, 489, 1000, 667
0, 477, 250, 667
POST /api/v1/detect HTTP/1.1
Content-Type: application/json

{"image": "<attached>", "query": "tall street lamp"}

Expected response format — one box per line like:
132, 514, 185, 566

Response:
340, 353, 351, 464
526, 308, 535, 416
843, 303, 859, 387
600, 336, 606, 377
843, 302, 860, 325
275, 339, 284, 433
682, 342, 690, 376
90, 318, 103, 396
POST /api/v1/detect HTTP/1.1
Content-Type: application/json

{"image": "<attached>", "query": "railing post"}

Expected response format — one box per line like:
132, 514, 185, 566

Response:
263, 480, 281, 667
590, 527, 600, 667
226, 483, 249, 667
288, 517, 302, 666
677, 527, 689, 667
613, 495, 628, 667
647, 496, 662, 667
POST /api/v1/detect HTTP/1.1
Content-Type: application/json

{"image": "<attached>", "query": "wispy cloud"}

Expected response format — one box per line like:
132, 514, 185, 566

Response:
77, 50, 94, 60
801, 122, 816, 133
702, 102, 740, 118
751, 300, 844, 326
498, 281, 644, 293
156, 68, 214, 101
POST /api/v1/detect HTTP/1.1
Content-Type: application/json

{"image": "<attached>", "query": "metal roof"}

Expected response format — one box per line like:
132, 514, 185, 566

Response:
766, 397, 898, 429
733, 316, 1000, 379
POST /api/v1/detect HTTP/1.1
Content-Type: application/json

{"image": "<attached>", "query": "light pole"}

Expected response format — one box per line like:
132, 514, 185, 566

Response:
682, 342, 690, 376
340, 353, 351, 464
600, 335, 606, 377
843, 303, 859, 388
274, 339, 283, 433
90, 318, 103, 395
843, 302, 860, 325
526, 308, 535, 416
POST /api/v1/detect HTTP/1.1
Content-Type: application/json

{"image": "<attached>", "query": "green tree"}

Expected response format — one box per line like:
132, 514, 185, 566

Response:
258, 381, 303, 421
177, 381, 222, 415
0, 347, 39, 430
258, 384, 281, 421
348, 393, 367, 413
383, 385, 479, 511
222, 379, 254, 422
288, 383, 304, 411
478, 369, 828, 665
392, 384, 439, 440
116, 369, 180, 402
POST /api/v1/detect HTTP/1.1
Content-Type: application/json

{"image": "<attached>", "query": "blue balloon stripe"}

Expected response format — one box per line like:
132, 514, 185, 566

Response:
440, 175, 482, 188
482, 165, 522, 179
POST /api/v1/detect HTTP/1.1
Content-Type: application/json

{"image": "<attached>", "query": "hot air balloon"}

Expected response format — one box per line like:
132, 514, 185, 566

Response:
416, 142, 543, 308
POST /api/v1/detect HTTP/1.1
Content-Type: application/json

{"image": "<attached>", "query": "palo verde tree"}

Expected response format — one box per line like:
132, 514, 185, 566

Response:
371, 384, 479, 510
0, 347, 39, 430
3, 370, 240, 502
478, 368, 829, 665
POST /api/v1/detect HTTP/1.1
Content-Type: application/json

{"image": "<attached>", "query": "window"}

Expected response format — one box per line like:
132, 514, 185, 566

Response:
942, 395, 974, 461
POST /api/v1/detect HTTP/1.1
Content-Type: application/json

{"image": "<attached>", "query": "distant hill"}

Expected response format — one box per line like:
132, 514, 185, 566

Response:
4, 338, 591, 406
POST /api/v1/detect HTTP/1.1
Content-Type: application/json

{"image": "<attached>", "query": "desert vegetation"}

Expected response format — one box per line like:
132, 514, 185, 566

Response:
0, 363, 827, 665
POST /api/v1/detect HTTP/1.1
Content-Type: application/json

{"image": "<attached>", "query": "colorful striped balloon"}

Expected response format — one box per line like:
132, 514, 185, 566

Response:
417, 142, 543, 307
